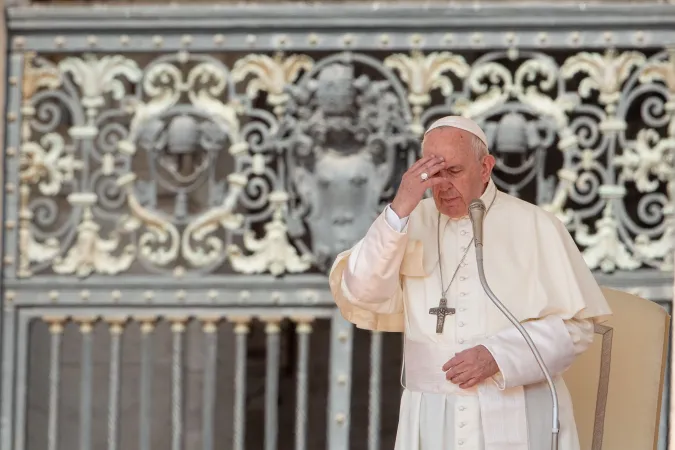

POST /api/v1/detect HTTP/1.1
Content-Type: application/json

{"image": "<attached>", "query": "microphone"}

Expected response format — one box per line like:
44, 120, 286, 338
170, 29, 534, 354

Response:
468, 198, 560, 450
468, 199, 486, 253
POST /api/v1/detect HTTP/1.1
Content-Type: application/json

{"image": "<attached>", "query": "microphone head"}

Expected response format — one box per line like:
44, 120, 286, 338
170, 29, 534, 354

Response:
468, 199, 486, 213
468, 198, 486, 246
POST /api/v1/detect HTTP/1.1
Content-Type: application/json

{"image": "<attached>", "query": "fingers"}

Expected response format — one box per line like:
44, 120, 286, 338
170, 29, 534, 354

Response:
459, 377, 482, 389
443, 348, 484, 386
409, 155, 444, 175
412, 156, 445, 176
442, 354, 462, 372
446, 364, 472, 384
443, 354, 468, 382
406, 157, 430, 174
442, 348, 473, 371
415, 160, 447, 181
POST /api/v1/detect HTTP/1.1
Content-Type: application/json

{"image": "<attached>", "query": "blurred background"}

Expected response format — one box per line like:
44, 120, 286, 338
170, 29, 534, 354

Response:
0, 1, 674, 449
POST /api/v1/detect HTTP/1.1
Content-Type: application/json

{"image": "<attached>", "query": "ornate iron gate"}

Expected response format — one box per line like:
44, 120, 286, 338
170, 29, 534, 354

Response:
1, 2, 674, 450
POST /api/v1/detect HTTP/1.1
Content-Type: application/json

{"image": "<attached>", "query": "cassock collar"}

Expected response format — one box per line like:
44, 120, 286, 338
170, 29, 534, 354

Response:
423, 177, 498, 275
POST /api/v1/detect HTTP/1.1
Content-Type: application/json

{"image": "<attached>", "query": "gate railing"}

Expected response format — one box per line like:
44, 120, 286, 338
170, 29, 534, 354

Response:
2, 279, 362, 450
2, 2, 675, 450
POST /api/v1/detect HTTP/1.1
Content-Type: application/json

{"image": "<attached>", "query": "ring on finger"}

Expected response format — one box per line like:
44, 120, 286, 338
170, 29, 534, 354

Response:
417, 159, 445, 177
420, 172, 429, 181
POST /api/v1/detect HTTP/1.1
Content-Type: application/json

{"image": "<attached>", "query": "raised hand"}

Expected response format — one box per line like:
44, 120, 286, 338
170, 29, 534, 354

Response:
391, 155, 448, 218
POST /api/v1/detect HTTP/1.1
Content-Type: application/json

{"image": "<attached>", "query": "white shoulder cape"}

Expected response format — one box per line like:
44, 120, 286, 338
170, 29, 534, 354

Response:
329, 184, 612, 333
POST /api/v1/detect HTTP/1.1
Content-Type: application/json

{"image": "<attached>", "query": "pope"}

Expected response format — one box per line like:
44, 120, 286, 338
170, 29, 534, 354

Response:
328, 116, 612, 450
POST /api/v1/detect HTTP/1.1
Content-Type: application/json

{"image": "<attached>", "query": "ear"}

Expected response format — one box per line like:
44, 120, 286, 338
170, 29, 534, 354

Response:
481, 154, 496, 183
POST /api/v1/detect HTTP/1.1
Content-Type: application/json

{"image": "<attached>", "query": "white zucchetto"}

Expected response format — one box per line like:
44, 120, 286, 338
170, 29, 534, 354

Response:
424, 116, 489, 149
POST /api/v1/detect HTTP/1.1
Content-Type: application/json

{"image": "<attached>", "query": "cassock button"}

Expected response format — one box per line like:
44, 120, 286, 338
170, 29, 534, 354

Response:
459, 422, 466, 428
460, 292, 467, 297
461, 230, 468, 236
458, 322, 465, 327
458, 338, 465, 344
460, 276, 467, 281
458, 439, 465, 445
459, 308, 466, 312
458, 406, 466, 411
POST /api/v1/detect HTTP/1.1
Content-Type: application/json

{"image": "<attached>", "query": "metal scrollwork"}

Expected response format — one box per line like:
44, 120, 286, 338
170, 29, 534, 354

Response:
14, 46, 675, 277
269, 54, 415, 270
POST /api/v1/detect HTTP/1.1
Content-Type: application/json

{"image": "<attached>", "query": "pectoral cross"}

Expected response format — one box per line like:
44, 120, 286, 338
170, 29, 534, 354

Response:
429, 297, 455, 334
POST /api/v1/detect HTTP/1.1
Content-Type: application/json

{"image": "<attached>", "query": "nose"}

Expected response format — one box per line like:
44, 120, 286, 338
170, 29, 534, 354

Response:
437, 180, 453, 190
438, 183, 458, 196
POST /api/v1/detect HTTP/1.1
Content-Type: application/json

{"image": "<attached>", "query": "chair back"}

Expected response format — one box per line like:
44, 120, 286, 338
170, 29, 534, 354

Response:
564, 287, 670, 450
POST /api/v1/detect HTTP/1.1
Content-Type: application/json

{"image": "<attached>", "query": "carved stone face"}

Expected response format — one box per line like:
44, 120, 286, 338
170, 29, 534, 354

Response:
295, 151, 389, 269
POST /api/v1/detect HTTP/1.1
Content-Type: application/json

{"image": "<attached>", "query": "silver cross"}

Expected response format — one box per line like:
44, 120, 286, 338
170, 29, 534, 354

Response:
429, 297, 456, 334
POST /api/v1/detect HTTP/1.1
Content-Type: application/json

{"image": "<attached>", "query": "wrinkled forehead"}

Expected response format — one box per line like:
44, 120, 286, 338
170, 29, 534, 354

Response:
421, 127, 476, 158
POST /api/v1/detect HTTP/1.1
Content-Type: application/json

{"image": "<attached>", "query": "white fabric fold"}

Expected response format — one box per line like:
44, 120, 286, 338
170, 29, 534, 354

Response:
480, 316, 591, 390
342, 212, 408, 313
477, 383, 528, 450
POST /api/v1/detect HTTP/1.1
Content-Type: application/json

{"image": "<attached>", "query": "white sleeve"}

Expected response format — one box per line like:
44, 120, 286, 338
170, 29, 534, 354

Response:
339, 209, 409, 314
384, 204, 409, 233
479, 317, 594, 390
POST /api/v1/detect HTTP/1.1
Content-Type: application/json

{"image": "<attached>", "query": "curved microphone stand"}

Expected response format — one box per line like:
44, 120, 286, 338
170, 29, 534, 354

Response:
468, 199, 560, 450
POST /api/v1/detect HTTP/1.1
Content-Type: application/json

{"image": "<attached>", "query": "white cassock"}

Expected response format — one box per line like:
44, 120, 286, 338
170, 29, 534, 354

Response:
328, 178, 612, 450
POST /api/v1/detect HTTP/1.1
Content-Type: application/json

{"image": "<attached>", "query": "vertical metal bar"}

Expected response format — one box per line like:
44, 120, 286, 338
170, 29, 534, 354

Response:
294, 319, 312, 450
368, 331, 383, 450
0, 0, 5, 256
139, 319, 155, 450
0, 8, 6, 440
46, 319, 64, 450
660, 325, 670, 450
201, 318, 219, 450
264, 319, 281, 450
0, 305, 16, 450
107, 320, 124, 450
78, 319, 95, 450
2, 52, 23, 282
327, 309, 353, 450
1, 50, 25, 450
232, 319, 249, 450
669, 301, 675, 450
12, 311, 29, 450
171, 319, 186, 450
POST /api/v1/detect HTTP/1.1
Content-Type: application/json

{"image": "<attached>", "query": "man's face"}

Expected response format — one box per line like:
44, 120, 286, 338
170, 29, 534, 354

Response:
422, 127, 495, 218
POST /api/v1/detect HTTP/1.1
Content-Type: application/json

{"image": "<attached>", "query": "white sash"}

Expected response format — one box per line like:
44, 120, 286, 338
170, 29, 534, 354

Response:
400, 338, 478, 396
400, 338, 529, 450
